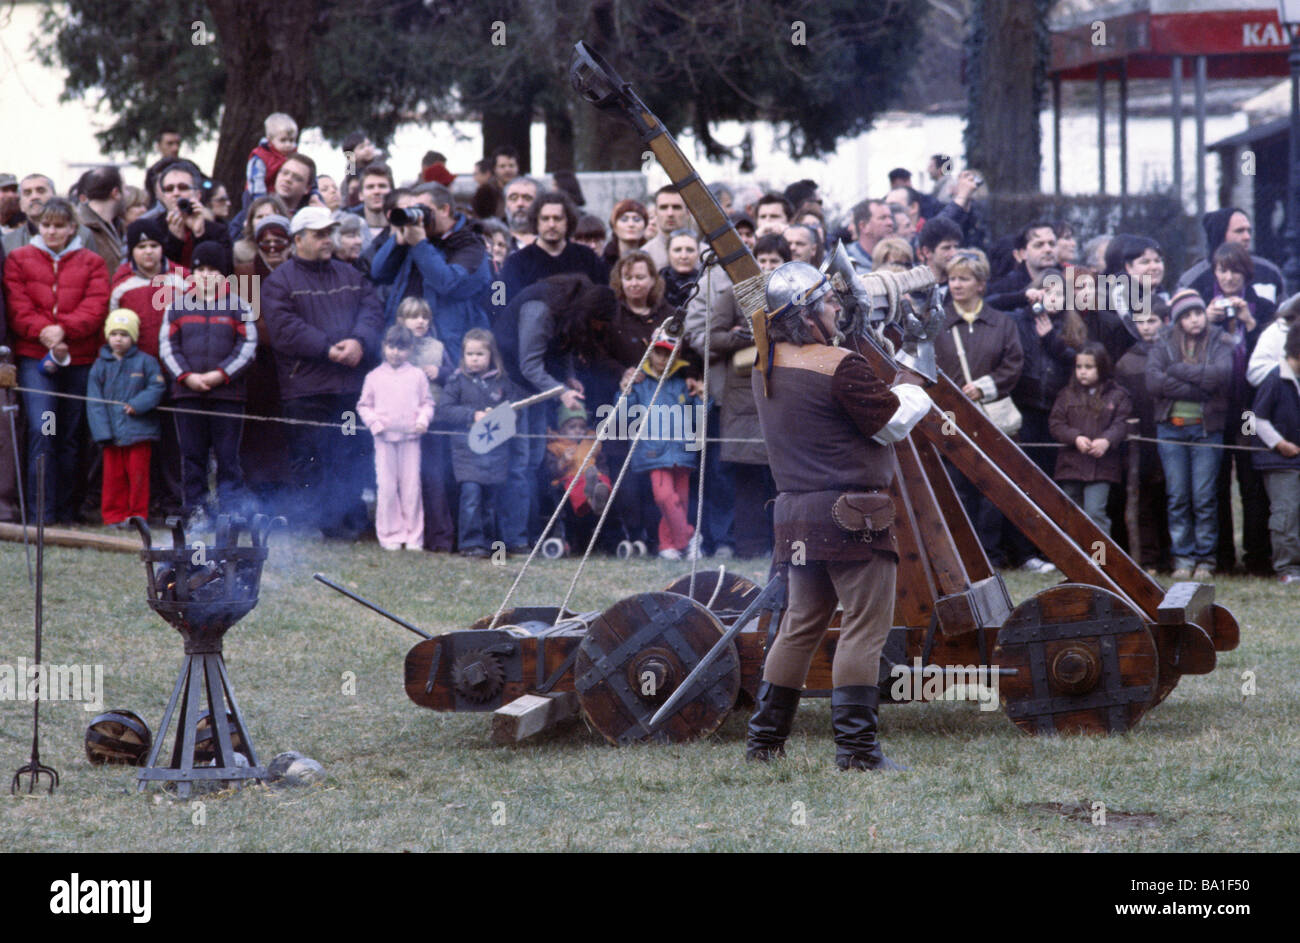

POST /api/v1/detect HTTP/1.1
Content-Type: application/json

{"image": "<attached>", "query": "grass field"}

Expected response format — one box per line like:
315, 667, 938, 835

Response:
1, 529, 1296, 853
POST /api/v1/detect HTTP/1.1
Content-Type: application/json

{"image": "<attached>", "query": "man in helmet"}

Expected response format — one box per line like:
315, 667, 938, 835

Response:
746, 261, 931, 771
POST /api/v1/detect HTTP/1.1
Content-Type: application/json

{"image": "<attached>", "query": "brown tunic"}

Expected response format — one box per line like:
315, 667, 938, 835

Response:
753, 342, 901, 563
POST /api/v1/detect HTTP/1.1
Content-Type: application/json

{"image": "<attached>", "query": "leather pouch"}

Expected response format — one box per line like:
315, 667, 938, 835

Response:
831, 491, 895, 534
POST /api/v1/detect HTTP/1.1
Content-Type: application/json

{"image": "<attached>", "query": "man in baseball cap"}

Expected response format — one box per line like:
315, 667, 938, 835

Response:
289, 206, 339, 235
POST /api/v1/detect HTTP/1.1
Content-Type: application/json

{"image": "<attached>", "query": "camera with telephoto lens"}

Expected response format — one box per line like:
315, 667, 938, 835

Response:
388, 204, 432, 227
177, 198, 197, 215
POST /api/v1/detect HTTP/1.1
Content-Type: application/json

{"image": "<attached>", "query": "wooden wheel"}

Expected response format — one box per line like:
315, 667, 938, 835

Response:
574, 592, 739, 745
662, 570, 760, 623
994, 584, 1158, 735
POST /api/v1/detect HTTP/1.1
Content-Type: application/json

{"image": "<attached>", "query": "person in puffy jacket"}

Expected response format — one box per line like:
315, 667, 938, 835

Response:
436, 328, 521, 557
623, 331, 705, 560
260, 207, 384, 539
356, 325, 433, 551
1049, 342, 1131, 532
86, 309, 166, 525
2, 197, 110, 522
368, 183, 491, 363
1146, 289, 1235, 579
158, 242, 258, 526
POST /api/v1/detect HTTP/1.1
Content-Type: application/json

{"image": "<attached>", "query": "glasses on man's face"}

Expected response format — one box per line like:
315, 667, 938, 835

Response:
162, 184, 192, 193
257, 238, 289, 251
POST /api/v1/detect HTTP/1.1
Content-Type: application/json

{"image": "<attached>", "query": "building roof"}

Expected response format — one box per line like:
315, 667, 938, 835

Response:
1049, 1, 1291, 80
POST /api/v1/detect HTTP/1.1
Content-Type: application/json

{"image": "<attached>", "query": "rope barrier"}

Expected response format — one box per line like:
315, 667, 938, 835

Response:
6, 384, 1277, 453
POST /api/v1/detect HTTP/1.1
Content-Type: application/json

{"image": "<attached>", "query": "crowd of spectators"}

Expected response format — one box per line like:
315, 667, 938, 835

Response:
2, 128, 1299, 583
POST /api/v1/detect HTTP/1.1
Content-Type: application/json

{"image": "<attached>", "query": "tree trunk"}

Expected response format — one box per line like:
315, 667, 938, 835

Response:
481, 108, 534, 175
572, 106, 645, 172
964, 0, 1046, 194
544, 105, 575, 175
206, 0, 319, 197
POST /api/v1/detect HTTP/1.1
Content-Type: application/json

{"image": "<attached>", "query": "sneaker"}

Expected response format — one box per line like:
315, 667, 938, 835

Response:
685, 533, 703, 561
1192, 563, 1214, 581
658, 548, 682, 561
1171, 567, 1192, 580
1022, 556, 1056, 574
712, 545, 735, 560
1280, 573, 1300, 585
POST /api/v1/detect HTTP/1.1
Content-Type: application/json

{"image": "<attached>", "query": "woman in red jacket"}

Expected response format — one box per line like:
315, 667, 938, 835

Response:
3, 197, 110, 522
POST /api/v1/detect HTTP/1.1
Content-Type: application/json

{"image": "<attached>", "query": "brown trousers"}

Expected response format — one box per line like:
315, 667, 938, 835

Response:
763, 553, 896, 689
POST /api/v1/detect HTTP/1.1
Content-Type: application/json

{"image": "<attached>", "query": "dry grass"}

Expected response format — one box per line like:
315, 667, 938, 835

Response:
1, 529, 1296, 852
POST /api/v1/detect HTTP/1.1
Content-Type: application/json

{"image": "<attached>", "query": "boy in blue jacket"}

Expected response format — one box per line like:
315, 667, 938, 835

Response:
87, 309, 166, 526
1252, 321, 1300, 584
159, 242, 258, 528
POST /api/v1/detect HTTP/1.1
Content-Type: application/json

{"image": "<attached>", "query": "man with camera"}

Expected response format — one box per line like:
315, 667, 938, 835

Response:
369, 182, 492, 363
157, 164, 229, 268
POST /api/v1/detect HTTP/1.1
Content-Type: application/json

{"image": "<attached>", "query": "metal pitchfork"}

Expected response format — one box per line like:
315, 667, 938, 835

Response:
11, 455, 59, 794
0, 345, 32, 583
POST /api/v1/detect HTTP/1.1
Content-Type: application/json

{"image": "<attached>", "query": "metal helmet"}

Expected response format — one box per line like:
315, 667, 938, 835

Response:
765, 261, 831, 322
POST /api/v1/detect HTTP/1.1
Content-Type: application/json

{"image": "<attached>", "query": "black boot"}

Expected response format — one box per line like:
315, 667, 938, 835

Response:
831, 685, 906, 771
745, 682, 801, 761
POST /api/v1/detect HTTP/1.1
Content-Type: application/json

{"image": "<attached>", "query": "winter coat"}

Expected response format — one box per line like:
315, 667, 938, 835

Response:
1178, 207, 1285, 305
410, 334, 453, 405
683, 268, 767, 465
499, 240, 608, 302
934, 300, 1023, 401
1011, 306, 1079, 414
1145, 325, 1235, 433
1206, 283, 1275, 413
3, 236, 110, 365
159, 288, 258, 401
86, 344, 166, 446
109, 260, 188, 360
437, 367, 518, 485
624, 359, 702, 474
1049, 379, 1132, 483
243, 139, 289, 206
160, 217, 231, 269
259, 254, 385, 400
369, 214, 492, 363
77, 203, 124, 275
357, 361, 434, 443
1251, 361, 1300, 472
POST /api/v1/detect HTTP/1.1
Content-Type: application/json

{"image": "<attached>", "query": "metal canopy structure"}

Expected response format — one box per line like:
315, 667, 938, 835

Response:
1048, 0, 1290, 212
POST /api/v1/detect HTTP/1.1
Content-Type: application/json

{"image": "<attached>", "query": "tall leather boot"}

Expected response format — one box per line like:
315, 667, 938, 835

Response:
831, 685, 906, 771
745, 682, 801, 761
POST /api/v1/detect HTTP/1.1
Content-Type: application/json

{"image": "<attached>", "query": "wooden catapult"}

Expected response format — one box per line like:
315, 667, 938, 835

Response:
317, 43, 1238, 746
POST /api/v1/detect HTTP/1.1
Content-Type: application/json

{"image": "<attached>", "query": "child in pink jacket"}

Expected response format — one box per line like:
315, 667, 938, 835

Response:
357, 325, 434, 549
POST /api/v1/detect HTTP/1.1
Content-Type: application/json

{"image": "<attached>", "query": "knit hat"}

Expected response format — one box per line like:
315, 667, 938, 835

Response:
191, 241, 231, 276
556, 404, 588, 426
254, 214, 291, 240
104, 308, 140, 342
126, 216, 167, 251
1169, 288, 1206, 323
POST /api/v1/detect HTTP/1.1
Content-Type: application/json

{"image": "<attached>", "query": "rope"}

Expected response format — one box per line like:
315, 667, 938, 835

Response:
9, 384, 1275, 452
555, 327, 688, 618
